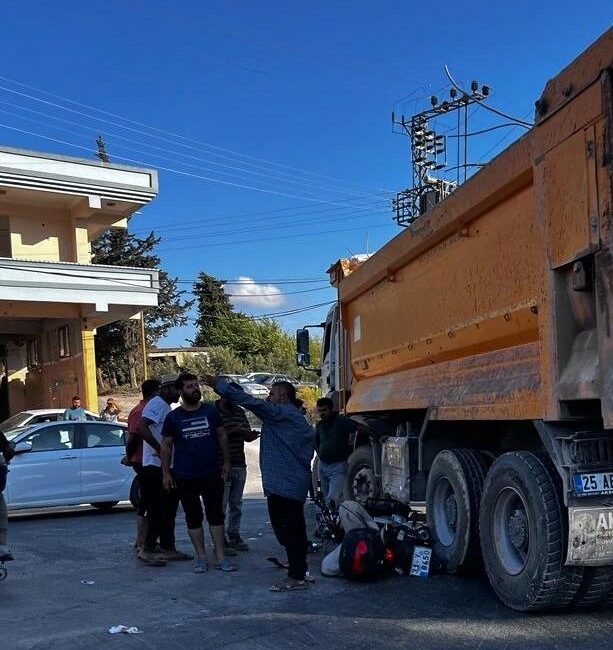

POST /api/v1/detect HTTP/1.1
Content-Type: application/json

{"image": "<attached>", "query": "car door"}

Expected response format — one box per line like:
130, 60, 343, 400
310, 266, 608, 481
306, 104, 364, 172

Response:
78, 422, 132, 502
5, 423, 81, 508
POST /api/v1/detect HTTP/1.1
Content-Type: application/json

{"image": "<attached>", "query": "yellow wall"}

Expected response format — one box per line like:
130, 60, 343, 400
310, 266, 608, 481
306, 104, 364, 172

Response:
9, 214, 74, 262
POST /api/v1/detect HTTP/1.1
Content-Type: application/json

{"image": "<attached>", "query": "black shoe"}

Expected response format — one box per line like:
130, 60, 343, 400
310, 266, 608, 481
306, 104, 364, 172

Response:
228, 537, 249, 551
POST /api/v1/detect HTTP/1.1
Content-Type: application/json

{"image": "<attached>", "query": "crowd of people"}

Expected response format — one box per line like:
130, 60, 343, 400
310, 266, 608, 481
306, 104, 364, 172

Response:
0, 371, 358, 592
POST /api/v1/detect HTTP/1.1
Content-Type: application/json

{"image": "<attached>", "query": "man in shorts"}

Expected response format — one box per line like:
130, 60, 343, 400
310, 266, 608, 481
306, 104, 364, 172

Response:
161, 373, 236, 573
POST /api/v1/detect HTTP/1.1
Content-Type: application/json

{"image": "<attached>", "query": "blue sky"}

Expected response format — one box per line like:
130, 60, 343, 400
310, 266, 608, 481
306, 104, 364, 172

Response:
0, 1, 610, 346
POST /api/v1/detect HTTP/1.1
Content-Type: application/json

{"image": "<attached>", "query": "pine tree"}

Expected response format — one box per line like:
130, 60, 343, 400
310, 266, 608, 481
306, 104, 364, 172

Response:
91, 227, 193, 388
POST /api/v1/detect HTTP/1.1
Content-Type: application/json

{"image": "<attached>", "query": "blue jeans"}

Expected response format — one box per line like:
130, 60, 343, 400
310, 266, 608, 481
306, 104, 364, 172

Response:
223, 467, 247, 540
318, 460, 348, 505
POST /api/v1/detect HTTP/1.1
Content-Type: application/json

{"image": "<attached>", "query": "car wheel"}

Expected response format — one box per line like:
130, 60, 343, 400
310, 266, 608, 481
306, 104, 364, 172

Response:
91, 501, 119, 511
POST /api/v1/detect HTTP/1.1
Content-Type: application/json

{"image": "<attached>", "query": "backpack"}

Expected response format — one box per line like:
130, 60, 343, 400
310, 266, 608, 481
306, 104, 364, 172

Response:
339, 527, 385, 581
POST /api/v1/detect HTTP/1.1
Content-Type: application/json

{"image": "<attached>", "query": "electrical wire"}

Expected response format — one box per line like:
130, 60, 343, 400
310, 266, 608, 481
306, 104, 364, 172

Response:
157, 221, 390, 252
0, 121, 393, 210
0, 75, 393, 194
0, 101, 390, 202
443, 66, 533, 128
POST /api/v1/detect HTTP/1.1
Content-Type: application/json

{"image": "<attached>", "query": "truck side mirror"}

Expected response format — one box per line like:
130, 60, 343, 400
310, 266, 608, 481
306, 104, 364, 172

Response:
296, 328, 310, 355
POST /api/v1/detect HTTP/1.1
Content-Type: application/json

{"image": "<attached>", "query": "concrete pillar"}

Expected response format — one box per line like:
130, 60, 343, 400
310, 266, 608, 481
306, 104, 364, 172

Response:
80, 329, 98, 413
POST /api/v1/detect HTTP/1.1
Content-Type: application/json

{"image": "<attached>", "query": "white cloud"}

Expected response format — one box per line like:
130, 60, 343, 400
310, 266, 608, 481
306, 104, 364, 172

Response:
226, 276, 285, 309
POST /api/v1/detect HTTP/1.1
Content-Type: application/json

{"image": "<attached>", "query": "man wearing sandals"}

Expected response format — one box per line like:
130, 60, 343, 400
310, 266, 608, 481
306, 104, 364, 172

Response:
161, 373, 237, 573
203, 374, 314, 591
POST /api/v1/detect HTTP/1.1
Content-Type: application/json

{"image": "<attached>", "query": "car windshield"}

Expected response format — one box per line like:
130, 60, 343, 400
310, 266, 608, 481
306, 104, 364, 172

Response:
4, 424, 36, 440
0, 412, 32, 432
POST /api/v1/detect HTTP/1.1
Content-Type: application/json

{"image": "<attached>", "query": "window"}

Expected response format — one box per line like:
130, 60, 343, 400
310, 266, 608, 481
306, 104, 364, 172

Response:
26, 339, 39, 368
24, 424, 76, 452
83, 423, 125, 448
58, 326, 70, 358
31, 414, 60, 425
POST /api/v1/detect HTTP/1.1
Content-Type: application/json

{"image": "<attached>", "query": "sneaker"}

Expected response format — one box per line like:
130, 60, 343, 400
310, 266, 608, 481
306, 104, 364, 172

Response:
228, 537, 249, 552
193, 557, 209, 573
215, 558, 238, 572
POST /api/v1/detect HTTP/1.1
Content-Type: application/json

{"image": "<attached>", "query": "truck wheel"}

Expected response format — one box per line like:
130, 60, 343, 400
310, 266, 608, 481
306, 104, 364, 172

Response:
343, 446, 379, 505
426, 449, 487, 573
479, 452, 583, 611
573, 567, 613, 607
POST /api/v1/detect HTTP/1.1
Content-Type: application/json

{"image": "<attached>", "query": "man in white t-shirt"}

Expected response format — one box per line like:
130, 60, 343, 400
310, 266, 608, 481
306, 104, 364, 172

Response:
137, 374, 191, 566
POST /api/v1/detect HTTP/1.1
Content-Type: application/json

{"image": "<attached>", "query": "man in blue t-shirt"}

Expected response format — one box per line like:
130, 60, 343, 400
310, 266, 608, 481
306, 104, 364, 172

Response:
161, 373, 236, 573
63, 396, 86, 421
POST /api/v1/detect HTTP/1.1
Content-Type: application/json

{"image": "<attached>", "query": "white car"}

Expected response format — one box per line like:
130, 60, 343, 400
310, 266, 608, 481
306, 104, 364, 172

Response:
3, 420, 136, 511
0, 408, 101, 432
218, 374, 269, 398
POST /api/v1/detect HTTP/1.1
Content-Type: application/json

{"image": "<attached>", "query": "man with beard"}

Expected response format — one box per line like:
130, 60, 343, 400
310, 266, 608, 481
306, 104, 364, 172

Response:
161, 373, 236, 573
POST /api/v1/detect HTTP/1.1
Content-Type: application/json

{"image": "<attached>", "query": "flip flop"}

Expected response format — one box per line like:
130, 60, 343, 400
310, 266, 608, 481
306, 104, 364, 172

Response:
269, 577, 309, 592
138, 554, 167, 567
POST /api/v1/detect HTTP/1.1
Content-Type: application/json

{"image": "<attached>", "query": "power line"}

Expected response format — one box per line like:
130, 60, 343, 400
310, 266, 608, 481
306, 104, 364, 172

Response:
0, 75, 393, 194
157, 221, 389, 253
130, 197, 390, 235
0, 101, 390, 202
0, 120, 393, 210
443, 66, 533, 128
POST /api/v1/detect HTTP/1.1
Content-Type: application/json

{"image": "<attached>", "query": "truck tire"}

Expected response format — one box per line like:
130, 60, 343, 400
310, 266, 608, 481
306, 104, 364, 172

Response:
572, 567, 613, 607
426, 449, 486, 573
479, 451, 583, 611
343, 446, 379, 505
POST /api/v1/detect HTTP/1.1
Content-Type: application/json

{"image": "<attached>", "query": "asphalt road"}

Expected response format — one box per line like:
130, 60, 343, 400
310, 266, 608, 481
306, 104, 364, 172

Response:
2, 500, 613, 650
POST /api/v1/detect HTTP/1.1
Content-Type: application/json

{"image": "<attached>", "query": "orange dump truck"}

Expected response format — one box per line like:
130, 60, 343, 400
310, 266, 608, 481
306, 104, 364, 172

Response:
298, 30, 613, 610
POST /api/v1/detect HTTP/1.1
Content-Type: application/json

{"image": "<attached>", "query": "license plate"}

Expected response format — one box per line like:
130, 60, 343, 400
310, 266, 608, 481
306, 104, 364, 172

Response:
573, 471, 613, 496
568, 507, 613, 565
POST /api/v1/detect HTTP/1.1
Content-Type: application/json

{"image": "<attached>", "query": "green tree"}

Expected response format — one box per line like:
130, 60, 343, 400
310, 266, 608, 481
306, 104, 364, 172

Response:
191, 271, 324, 379
92, 227, 193, 388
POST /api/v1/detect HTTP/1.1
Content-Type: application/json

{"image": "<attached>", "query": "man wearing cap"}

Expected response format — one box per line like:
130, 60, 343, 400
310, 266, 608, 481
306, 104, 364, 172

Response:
137, 374, 191, 566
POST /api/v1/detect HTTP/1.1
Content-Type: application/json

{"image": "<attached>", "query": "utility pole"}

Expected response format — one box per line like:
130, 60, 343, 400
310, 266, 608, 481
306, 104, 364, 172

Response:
96, 135, 110, 163
391, 72, 491, 227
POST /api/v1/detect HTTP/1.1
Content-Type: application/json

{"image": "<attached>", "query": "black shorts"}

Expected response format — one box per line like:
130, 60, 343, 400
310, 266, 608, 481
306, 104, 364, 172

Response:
175, 474, 225, 529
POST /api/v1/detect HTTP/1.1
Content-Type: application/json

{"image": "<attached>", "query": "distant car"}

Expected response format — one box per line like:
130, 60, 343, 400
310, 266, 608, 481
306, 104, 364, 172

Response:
3, 420, 136, 511
258, 375, 301, 387
0, 408, 101, 432
218, 374, 269, 398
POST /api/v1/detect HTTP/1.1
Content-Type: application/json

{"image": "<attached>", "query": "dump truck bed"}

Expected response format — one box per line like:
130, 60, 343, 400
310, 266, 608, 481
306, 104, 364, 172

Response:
335, 29, 613, 424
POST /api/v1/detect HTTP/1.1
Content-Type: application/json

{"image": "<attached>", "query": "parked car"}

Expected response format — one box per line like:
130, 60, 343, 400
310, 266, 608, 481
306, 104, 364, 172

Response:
218, 374, 269, 398
3, 420, 136, 511
258, 374, 301, 387
0, 408, 100, 433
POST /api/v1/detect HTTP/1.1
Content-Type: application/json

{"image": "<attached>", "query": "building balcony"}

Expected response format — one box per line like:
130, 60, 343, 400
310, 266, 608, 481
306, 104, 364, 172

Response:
0, 256, 158, 328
